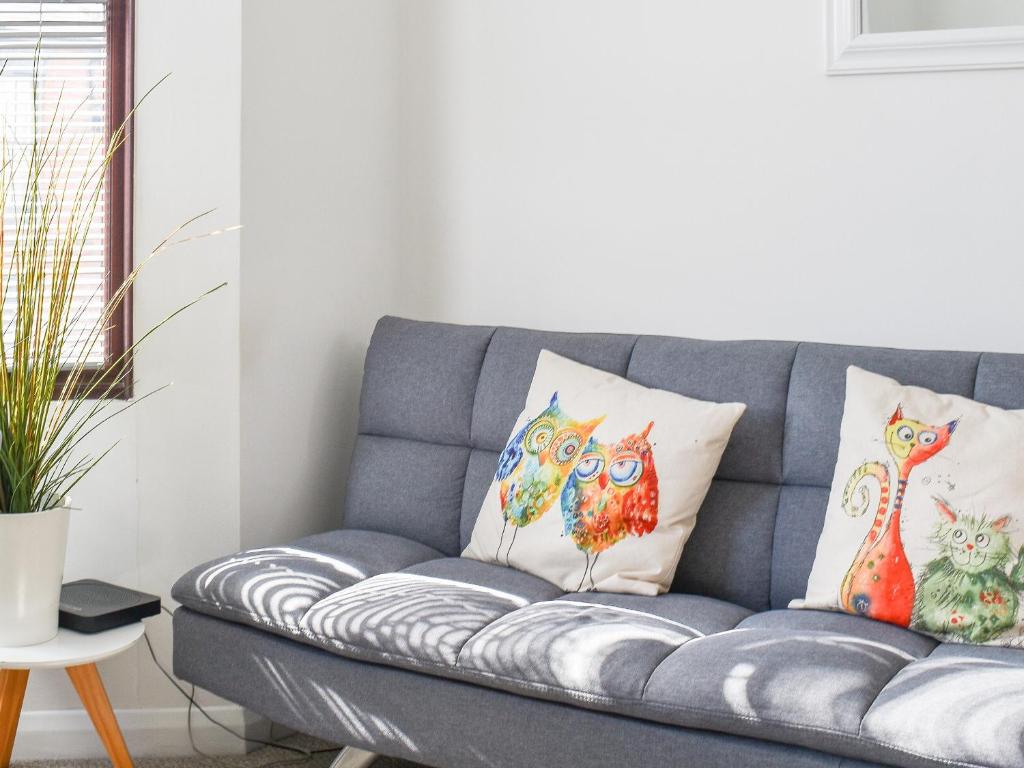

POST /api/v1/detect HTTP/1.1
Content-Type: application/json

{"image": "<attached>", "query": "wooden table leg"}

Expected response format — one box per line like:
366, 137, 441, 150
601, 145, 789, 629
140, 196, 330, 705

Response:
66, 663, 133, 768
0, 669, 29, 768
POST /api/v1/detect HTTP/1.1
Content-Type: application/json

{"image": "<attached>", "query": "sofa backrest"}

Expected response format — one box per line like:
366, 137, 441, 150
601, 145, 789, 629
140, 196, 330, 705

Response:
344, 316, 1024, 612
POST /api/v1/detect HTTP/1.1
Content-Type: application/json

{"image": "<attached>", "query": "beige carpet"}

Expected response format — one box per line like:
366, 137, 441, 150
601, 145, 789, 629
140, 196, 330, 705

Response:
13, 735, 424, 768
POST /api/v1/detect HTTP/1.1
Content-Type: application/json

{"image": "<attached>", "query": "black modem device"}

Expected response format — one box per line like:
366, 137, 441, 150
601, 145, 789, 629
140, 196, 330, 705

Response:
59, 579, 161, 633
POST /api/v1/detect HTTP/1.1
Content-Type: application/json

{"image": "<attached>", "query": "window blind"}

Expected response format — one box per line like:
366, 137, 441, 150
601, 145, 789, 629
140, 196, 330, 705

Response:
0, 1, 109, 368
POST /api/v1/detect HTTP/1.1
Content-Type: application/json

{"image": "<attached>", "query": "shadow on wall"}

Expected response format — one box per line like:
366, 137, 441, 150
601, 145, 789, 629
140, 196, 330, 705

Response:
313, 335, 374, 533
308, 2, 457, 536
394, 0, 455, 322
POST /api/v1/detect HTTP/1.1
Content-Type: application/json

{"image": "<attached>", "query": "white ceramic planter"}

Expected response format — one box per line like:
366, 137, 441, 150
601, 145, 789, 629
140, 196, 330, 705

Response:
0, 505, 71, 647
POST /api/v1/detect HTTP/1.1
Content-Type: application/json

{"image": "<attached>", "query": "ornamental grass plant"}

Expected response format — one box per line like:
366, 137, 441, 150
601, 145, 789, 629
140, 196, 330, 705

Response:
0, 52, 225, 516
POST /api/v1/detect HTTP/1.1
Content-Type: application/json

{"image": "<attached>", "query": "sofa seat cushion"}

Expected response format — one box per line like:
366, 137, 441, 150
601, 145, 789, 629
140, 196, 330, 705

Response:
639, 616, 929, 762
861, 643, 1024, 768
171, 529, 443, 638
299, 558, 562, 671
457, 592, 751, 703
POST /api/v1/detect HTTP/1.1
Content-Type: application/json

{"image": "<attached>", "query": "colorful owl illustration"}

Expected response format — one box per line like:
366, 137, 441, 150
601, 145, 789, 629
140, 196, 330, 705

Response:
560, 422, 659, 591
494, 392, 604, 565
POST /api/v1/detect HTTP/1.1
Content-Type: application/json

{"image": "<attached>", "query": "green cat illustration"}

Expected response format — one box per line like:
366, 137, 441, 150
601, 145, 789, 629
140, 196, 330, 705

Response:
912, 496, 1024, 643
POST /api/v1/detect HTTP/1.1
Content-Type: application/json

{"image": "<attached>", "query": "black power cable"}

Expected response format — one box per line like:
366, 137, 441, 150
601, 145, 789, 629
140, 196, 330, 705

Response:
144, 606, 339, 767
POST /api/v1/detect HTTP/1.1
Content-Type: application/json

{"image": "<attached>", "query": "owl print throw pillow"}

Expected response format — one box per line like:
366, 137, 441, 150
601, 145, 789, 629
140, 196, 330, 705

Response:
794, 366, 1024, 647
462, 350, 746, 596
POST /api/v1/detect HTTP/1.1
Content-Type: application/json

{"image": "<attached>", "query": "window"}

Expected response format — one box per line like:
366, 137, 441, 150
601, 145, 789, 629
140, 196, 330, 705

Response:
0, 0, 133, 396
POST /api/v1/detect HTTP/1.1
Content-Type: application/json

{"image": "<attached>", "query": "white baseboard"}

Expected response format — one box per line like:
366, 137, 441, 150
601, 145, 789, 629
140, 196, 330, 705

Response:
12, 705, 271, 759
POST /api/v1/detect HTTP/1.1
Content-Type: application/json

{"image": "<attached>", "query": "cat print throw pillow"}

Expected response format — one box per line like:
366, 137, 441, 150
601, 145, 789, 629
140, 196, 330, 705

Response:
794, 366, 1024, 646
462, 350, 746, 595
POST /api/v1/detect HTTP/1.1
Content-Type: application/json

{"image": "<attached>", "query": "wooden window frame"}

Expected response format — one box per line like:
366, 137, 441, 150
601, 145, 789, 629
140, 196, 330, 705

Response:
54, 0, 134, 399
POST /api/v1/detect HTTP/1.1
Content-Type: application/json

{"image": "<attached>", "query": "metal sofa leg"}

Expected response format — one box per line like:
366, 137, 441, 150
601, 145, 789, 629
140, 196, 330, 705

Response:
329, 746, 378, 768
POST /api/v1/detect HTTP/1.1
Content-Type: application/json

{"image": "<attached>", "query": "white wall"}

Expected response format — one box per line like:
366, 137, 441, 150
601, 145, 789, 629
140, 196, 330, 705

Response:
393, 0, 1024, 353
15, 0, 243, 759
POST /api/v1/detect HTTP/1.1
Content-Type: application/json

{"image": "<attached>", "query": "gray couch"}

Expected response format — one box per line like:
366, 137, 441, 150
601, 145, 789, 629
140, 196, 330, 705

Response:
172, 316, 1024, 768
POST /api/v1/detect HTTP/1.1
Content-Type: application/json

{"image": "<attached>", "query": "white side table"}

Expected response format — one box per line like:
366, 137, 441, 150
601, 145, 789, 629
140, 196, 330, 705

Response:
0, 623, 144, 768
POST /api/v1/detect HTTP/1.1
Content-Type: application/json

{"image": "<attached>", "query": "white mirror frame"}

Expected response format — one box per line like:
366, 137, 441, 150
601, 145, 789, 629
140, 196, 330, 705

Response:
827, 0, 1024, 74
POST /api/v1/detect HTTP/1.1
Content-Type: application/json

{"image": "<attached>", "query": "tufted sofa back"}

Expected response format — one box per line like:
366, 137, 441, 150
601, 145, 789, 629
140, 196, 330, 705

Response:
343, 316, 1024, 612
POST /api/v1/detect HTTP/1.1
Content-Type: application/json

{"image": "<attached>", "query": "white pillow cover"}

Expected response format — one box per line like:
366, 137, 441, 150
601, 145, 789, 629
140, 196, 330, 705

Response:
795, 366, 1024, 646
463, 350, 745, 595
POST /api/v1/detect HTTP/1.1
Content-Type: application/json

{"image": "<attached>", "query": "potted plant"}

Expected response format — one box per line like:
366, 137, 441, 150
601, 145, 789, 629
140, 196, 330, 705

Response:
0, 58, 224, 646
